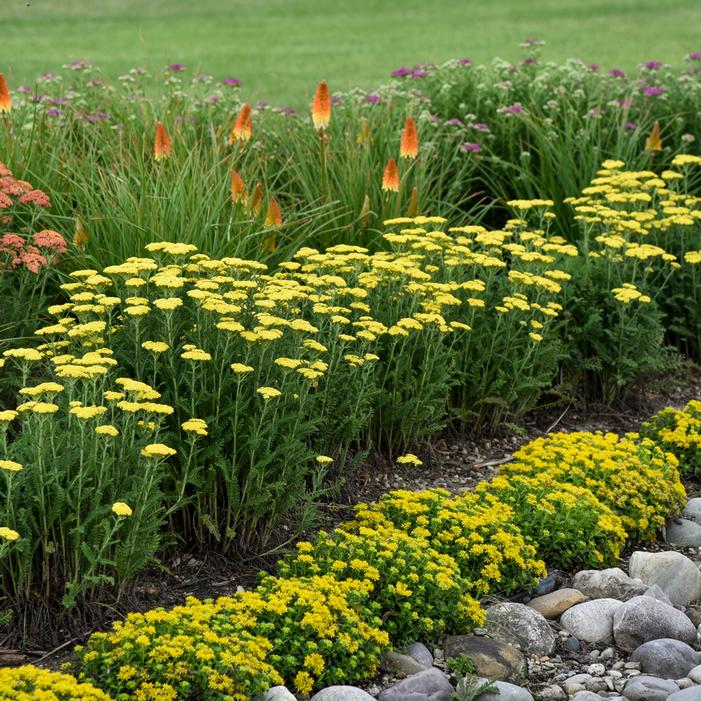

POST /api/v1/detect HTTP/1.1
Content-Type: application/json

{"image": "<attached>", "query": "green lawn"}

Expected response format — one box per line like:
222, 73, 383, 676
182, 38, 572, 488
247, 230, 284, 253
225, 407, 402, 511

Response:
2, 0, 701, 107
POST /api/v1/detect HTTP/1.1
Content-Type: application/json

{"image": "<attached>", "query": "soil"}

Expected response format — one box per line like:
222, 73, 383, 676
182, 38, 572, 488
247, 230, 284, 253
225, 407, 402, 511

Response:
3, 362, 700, 672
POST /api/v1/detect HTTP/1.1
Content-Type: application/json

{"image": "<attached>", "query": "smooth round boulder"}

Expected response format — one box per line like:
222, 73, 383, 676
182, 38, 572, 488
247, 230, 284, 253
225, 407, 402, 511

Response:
560, 598, 623, 643
623, 676, 680, 701
485, 602, 556, 656
573, 693, 607, 701
478, 680, 534, 701
665, 519, 701, 548
666, 688, 701, 701
442, 635, 527, 683
265, 688, 297, 701
628, 551, 701, 607
629, 638, 700, 679
527, 588, 587, 619
407, 642, 434, 668
683, 498, 701, 524
613, 596, 697, 652
382, 651, 429, 676
378, 668, 454, 701
311, 687, 377, 701
573, 568, 647, 601
689, 664, 701, 683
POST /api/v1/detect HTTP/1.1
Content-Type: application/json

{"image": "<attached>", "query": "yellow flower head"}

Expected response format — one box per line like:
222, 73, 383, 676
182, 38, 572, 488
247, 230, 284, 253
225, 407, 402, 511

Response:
112, 502, 133, 517
141, 443, 177, 459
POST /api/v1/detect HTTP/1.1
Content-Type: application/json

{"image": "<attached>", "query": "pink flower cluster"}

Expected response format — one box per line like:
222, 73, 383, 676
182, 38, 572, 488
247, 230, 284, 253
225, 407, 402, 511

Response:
0, 230, 65, 273
0, 162, 52, 209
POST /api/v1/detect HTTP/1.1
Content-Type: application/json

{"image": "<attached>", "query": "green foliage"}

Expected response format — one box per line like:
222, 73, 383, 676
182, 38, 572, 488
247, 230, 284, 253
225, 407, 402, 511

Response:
445, 653, 476, 678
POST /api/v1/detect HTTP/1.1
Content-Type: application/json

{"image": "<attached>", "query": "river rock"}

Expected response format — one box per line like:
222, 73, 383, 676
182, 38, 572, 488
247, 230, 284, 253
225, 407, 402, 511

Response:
613, 596, 697, 652
311, 687, 377, 701
573, 568, 647, 601
478, 680, 534, 701
628, 551, 701, 607
665, 519, 701, 548
382, 651, 429, 676
443, 635, 527, 683
264, 687, 297, 701
629, 638, 699, 679
407, 642, 434, 668
560, 598, 623, 643
527, 588, 587, 619
573, 694, 607, 701
644, 585, 672, 606
683, 498, 701, 524
623, 676, 680, 701
485, 602, 556, 656
689, 665, 701, 683
378, 668, 454, 701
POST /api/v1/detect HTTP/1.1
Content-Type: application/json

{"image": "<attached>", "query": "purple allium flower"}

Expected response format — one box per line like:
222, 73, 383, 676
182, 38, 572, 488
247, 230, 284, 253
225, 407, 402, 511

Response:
503, 102, 524, 114
67, 59, 92, 70
688, 52, 701, 61
256, 100, 269, 108
279, 106, 296, 116
642, 60, 662, 70
168, 63, 186, 72
458, 58, 472, 65
365, 94, 381, 104
391, 66, 412, 78
460, 142, 481, 153
625, 121, 637, 130
222, 77, 241, 86
588, 64, 600, 72
206, 94, 221, 104
40, 72, 57, 80
643, 86, 665, 96
608, 69, 626, 78
471, 122, 490, 132
331, 96, 343, 105
446, 117, 463, 126
522, 57, 537, 66
411, 69, 428, 79
51, 97, 70, 105
17, 85, 32, 93
46, 108, 61, 117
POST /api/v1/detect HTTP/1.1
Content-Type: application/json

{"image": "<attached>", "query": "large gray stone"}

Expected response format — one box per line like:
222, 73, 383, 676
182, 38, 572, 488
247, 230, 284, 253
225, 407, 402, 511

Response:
407, 642, 434, 668
683, 498, 701, 524
628, 551, 701, 607
378, 668, 454, 701
573, 568, 647, 601
623, 676, 680, 701
477, 680, 534, 701
560, 598, 623, 643
688, 664, 701, 683
644, 585, 672, 606
613, 596, 697, 652
382, 651, 429, 676
527, 588, 587, 619
629, 638, 700, 679
442, 635, 527, 683
311, 687, 376, 701
485, 602, 556, 656
665, 519, 701, 547
264, 687, 297, 701
668, 689, 701, 701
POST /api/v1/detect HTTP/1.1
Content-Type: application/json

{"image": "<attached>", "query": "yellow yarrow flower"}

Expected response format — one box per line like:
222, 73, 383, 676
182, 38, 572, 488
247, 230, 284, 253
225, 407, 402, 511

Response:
141, 443, 177, 459
142, 341, 170, 353
231, 363, 254, 374
257, 386, 282, 400
0, 527, 20, 541
0, 460, 22, 472
95, 425, 119, 437
181, 418, 208, 436
112, 502, 133, 517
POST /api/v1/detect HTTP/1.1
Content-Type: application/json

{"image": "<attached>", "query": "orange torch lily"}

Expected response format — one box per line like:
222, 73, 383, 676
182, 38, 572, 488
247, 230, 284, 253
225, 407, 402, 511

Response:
400, 116, 419, 159
229, 103, 252, 144
382, 158, 400, 192
311, 80, 331, 131
0, 74, 11, 113
230, 170, 247, 203
645, 120, 662, 152
154, 121, 172, 161
264, 196, 283, 227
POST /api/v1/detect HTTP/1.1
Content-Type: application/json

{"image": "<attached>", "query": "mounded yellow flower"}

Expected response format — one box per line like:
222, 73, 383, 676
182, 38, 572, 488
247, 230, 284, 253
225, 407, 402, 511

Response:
141, 443, 177, 459
181, 349, 212, 362
95, 425, 119, 437
0, 410, 18, 422
257, 386, 282, 400
70, 405, 108, 420
181, 418, 208, 436
316, 455, 333, 465
231, 363, 254, 374
142, 341, 170, 353
3, 348, 43, 362
29, 402, 60, 415
0, 460, 22, 472
112, 502, 133, 517
154, 297, 184, 311
0, 526, 20, 541
396, 453, 423, 466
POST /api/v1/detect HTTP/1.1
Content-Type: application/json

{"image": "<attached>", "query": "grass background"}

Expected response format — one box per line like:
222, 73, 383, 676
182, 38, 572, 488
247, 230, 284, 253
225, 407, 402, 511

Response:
2, 0, 701, 106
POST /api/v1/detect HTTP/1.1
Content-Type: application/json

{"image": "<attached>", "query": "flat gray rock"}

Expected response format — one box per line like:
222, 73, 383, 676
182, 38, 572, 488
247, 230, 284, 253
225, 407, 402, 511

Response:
527, 588, 587, 619
666, 688, 701, 701
665, 519, 701, 547
407, 642, 434, 668
485, 602, 556, 656
443, 635, 527, 683
683, 498, 701, 524
613, 596, 697, 652
623, 676, 680, 701
264, 687, 297, 701
478, 680, 534, 701
630, 638, 700, 679
629, 551, 701, 607
311, 687, 377, 701
378, 668, 454, 701
560, 598, 623, 643
573, 568, 647, 601
382, 651, 429, 676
